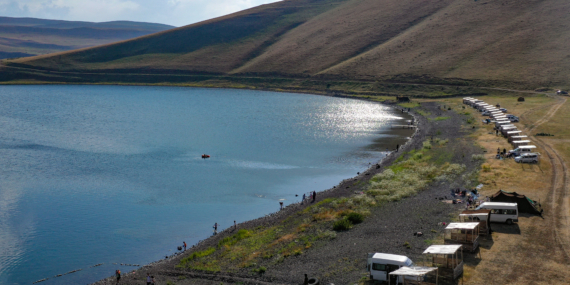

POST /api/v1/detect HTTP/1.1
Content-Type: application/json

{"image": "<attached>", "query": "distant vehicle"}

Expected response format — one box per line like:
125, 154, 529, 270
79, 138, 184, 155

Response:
500, 108, 507, 113
476, 202, 519, 224
367, 253, 413, 284
506, 114, 515, 119
515, 153, 539, 164
509, 117, 519, 122
557, 90, 568, 95
509, 145, 537, 156
482, 111, 491, 116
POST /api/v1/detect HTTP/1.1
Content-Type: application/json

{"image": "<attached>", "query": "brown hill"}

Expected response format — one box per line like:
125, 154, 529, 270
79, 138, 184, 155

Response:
5, 0, 570, 85
0, 17, 174, 59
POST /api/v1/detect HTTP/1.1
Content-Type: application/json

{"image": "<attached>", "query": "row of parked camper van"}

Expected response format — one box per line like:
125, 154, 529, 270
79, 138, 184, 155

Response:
366, 202, 519, 284
463, 97, 539, 164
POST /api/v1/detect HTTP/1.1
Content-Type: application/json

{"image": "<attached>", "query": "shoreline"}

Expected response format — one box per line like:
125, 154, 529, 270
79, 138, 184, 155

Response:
90, 93, 423, 285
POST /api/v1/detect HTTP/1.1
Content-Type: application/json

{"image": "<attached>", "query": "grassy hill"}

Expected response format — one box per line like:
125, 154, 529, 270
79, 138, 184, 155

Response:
3, 0, 570, 87
0, 16, 174, 59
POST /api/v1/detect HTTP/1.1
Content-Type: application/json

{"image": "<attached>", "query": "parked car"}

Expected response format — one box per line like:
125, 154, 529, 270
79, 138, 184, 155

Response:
509, 117, 519, 122
557, 90, 568, 95
482, 111, 491, 116
515, 153, 539, 164
506, 114, 515, 119
500, 108, 507, 113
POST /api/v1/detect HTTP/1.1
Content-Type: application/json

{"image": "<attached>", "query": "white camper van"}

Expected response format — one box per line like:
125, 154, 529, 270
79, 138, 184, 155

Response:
509, 145, 537, 156
367, 253, 413, 284
476, 202, 519, 224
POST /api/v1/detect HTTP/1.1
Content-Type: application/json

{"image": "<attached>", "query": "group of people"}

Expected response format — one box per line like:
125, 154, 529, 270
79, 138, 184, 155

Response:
301, 191, 317, 204
497, 147, 515, 158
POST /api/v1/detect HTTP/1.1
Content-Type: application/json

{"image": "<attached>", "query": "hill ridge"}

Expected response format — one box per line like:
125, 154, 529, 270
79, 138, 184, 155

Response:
3, 0, 570, 85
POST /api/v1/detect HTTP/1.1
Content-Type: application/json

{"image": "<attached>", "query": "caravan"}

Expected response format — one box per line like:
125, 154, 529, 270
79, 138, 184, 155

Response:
367, 253, 413, 284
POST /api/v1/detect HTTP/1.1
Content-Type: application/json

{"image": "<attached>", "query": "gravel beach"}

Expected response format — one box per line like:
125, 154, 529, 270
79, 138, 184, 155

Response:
93, 100, 483, 285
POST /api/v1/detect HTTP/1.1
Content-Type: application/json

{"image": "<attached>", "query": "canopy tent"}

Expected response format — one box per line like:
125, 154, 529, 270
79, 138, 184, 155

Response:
490, 190, 541, 215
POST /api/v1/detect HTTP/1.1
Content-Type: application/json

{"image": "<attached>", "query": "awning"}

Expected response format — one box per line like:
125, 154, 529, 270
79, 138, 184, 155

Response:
423, 245, 463, 255
389, 266, 438, 277
445, 222, 479, 230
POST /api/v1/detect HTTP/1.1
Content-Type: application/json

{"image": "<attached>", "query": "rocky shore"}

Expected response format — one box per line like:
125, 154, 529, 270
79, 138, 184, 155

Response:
93, 100, 482, 285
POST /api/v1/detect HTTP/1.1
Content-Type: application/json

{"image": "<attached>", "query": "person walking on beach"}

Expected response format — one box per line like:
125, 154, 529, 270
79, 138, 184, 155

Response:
146, 273, 152, 285
115, 269, 121, 285
213, 222, 218, 235
183, 241, 187, 251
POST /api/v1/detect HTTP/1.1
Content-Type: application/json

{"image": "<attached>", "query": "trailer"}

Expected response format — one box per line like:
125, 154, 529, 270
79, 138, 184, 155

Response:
444, 223, 480, 252
511, 140, 531, 148
459, 210, 492, 236
422, 245, 464, 281
506, 130, 522, 138
508, 135, 528, 143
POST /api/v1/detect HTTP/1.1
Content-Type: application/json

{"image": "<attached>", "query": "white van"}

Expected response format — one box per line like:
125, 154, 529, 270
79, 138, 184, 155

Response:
509, 145, 537, 156
367, 253, 413, 284
515, 153, 539, 163
476, 202, 518, 224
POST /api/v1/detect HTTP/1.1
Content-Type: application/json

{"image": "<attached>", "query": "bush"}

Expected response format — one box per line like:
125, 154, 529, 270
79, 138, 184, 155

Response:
333, 219, 352, 231
346, 212, 364, 224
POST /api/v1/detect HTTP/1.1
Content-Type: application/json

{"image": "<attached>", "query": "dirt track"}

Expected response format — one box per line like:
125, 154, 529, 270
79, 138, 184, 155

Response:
523, 95, 570, 260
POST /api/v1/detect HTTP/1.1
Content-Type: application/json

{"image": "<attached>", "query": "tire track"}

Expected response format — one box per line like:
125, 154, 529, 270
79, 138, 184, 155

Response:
525, 96, 570, 260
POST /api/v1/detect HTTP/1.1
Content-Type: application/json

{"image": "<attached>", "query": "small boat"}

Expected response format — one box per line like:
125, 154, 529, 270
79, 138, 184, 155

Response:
201, 154, 210, 159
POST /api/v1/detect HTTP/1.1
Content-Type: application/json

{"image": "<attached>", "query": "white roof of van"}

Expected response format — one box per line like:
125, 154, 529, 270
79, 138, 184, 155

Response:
371, 253, 411, 263
513, 140, 531, 144
511, 135, 528, 138
389, 266, 438, 277
445, 222, 479, 230
507, 131, 522, 134
423, 245, 463, 255
478, 202, 518, 207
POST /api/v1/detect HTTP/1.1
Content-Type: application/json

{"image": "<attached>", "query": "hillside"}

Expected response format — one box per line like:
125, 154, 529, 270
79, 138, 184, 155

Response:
3, 0, 570, 86
0, 16, 174, 59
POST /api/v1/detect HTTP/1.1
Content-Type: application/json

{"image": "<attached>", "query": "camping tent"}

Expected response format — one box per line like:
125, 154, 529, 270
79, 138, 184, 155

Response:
490, 190, 541, 215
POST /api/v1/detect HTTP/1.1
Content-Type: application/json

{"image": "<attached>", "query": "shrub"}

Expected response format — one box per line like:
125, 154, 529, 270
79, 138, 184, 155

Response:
347, 212, 364, 224
423, 141, 432, 149
482, 164, 491, 172
472, 154, 485, 161
333, 219, 352, 231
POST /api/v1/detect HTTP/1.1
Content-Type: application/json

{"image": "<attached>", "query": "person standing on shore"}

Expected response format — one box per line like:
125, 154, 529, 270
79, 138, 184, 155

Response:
115, 269, 121, 285
183, 241, 187, 251
234, 220, 237, 230
213, 222, 218, 234
312, 191, 316, 202
302, 193, 306, 204
396, 144, 399, 152
146, 273, 152, 285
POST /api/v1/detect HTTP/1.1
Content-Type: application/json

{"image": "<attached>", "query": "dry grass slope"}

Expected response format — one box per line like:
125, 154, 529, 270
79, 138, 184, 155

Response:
4, 0, 570, 85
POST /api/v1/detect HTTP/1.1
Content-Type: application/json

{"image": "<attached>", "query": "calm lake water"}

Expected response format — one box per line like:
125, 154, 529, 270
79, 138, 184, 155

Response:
0, 85, 412, 285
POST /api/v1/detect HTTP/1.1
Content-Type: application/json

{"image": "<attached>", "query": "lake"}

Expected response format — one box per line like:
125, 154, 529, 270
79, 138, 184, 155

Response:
0, 85, 412, 284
